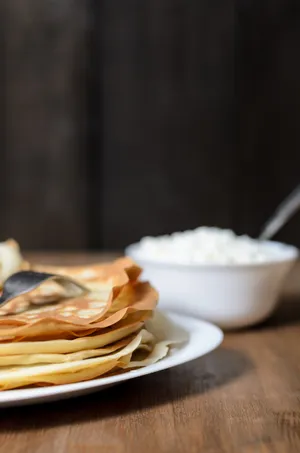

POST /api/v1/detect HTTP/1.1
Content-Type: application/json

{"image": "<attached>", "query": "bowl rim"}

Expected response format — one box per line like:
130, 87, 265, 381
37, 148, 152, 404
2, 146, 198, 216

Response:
125, 240, 299, 271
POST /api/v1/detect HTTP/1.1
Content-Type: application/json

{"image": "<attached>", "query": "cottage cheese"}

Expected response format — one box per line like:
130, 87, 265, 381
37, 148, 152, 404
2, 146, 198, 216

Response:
135, 227, 283, 265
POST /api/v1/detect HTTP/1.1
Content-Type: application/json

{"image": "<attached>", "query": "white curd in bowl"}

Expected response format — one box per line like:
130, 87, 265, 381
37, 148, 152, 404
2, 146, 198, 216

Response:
126, 227, 298, 329
135, 227, 291, 266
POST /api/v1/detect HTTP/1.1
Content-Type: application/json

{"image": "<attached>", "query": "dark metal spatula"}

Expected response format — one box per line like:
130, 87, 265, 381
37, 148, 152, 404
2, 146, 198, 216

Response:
0, 271, 88, 308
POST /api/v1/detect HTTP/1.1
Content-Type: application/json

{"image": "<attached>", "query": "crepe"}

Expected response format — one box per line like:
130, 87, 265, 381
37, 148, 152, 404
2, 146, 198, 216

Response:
0, 330, 157, 366
0, 339, 131, 366
0, 319, 143, 355
0, 327, 176, 390
0, 330, 149, 389
0, 282, 157, 341
27, 258, 142, 304
0, 243, 176, 390
33, 257, 142, 283
0, 257, 142, 315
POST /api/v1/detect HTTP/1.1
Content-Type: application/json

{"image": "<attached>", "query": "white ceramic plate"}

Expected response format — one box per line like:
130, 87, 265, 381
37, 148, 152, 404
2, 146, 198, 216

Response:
0, 311, 223, 407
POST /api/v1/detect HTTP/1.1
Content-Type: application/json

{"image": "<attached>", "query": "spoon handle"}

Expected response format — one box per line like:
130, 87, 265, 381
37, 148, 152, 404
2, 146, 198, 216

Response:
259, 185, 300, 240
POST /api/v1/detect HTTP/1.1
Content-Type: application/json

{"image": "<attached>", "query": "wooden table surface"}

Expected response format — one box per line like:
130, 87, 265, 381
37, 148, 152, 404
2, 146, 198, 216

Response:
1, 252, 300, 453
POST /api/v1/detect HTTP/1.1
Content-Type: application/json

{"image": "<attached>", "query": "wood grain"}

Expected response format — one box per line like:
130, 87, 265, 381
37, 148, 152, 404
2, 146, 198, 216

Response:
0, 252, 300, 453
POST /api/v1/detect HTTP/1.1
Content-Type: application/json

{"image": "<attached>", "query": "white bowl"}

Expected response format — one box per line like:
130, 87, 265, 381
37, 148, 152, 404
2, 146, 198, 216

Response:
126, 241, 298, 329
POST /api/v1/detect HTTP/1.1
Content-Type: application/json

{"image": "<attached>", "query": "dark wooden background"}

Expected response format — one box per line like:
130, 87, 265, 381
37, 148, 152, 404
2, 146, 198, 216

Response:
1, 0, 300, 250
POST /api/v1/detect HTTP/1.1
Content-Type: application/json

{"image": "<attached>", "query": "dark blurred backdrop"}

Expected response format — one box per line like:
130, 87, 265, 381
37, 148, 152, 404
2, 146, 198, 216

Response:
1, 0, 300, 250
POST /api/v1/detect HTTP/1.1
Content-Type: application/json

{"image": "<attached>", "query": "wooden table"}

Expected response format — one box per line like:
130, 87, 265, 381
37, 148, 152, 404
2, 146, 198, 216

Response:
1, 252, 300, 453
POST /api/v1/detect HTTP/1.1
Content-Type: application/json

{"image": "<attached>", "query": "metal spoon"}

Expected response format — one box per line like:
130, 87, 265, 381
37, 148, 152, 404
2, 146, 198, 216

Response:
259, 185, 300, 241
0, 271, 88, 308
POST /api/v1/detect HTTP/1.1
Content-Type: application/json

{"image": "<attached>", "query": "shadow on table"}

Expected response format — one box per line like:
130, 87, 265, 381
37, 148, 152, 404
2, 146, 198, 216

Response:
0, 347, 253, 431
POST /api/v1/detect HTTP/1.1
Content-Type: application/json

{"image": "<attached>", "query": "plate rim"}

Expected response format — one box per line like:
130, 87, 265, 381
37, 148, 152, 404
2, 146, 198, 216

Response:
0, 311, 223, 406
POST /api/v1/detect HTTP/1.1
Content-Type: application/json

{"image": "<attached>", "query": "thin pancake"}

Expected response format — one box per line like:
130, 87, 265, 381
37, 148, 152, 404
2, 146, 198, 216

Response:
125, 341, 170, 368
0, 336, 134, 366
0, 329, 156, 366
0, 330, 146, 390
0, 283, 157, 341
33, 257, 142, 283
0, 320, 143, 355
0, 310, 152, 342
0, 258, 141, 315
0, 283, 137, 326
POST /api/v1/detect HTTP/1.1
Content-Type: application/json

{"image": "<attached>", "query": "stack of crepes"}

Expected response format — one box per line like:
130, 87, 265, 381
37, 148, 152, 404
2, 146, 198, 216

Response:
0, 240, 172, 390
